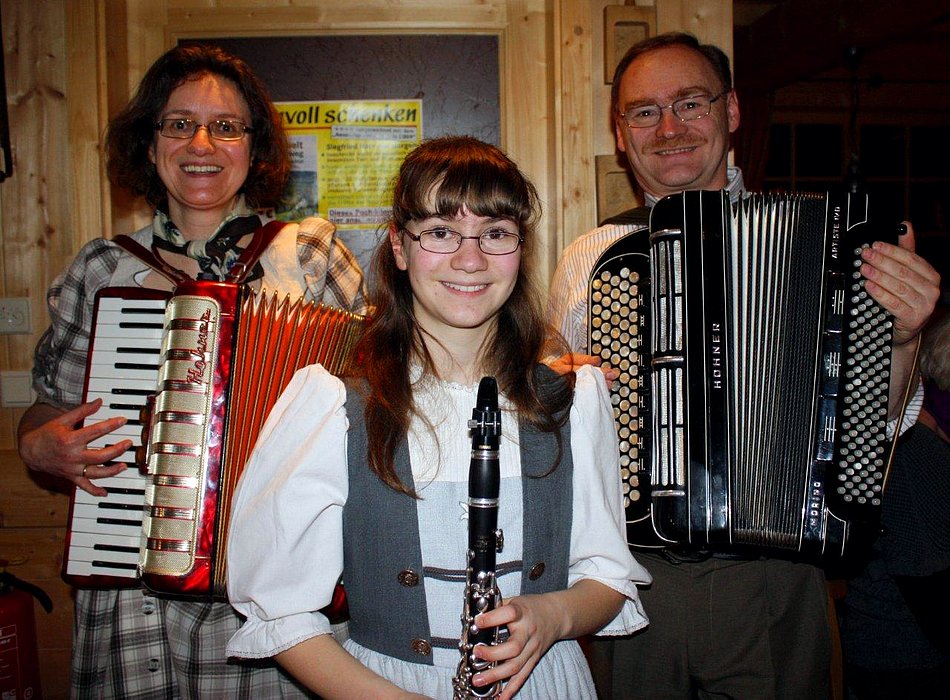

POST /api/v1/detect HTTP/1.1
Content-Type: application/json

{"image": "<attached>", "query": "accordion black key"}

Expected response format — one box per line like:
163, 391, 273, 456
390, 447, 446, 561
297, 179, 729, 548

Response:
589, 190, 896, 558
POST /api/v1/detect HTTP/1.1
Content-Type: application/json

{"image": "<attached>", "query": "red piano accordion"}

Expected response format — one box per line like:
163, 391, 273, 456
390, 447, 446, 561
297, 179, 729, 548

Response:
141, 279, 363, 596
63, 280, 363, 600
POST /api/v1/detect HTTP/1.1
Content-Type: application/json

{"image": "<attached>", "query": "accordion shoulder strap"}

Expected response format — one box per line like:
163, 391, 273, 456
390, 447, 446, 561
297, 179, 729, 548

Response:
881, 334, 923, 493
599, 205, 651, 228
112, 219, 286, 286
112, 234, 190, 286
225, 219, 286, 284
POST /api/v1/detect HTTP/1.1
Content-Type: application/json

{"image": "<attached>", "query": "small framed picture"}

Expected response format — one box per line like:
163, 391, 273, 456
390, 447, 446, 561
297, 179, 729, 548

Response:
596, 154, 642, 224
604, 5, 655, 84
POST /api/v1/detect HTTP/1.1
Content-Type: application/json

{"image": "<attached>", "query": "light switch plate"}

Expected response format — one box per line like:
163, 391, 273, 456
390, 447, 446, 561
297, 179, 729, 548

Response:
0, 297, 31, 334
1, 371, 35, 407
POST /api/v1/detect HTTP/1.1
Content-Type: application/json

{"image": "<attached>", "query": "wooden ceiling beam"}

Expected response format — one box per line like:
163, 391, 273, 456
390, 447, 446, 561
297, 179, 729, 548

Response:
735, 0, 950, 92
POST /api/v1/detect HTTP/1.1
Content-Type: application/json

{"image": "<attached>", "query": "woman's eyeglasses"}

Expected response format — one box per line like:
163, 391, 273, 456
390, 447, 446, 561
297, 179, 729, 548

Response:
402, 227, 523, 255
155, 118, 254, 141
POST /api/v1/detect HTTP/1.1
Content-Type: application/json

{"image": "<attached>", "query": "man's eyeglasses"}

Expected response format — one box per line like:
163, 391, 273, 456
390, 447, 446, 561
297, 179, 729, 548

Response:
155, 118, 254, 141
402, 227, 523, 255
618, 91, 728, 129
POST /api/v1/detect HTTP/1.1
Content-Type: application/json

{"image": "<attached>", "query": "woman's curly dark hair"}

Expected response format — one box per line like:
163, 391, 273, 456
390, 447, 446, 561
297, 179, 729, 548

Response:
105, 44, 289, 209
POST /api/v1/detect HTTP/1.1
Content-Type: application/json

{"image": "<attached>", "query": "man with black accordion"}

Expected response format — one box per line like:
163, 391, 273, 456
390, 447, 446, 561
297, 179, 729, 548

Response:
547, 32, 941, 700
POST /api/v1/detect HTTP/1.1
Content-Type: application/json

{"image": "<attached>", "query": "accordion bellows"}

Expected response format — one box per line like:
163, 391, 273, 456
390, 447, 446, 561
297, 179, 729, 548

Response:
139, 280, 364, 596
590, 190, 896, 558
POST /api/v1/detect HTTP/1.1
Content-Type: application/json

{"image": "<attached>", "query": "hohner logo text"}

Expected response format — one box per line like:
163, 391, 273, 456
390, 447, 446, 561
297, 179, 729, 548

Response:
710, 322, 723, 389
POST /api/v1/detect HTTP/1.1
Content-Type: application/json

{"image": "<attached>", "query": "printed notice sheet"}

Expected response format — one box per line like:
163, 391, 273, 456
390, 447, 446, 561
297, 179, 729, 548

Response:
275, 99, 423, 271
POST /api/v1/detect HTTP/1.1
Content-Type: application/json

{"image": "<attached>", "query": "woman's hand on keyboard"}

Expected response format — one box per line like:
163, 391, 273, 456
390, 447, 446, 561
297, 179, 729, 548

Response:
17, 399, 130, 496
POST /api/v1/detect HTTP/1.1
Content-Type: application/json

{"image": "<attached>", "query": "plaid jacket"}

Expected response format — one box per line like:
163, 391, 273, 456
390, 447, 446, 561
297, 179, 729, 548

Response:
36, 209, 364, 699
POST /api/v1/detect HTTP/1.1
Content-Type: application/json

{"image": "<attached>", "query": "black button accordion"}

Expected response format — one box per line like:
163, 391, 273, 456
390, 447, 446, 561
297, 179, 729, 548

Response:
589, 190, 897, 558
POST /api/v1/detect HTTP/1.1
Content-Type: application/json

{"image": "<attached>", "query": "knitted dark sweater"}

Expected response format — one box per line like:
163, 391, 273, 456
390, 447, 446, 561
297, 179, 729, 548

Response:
840, 424, 950, 669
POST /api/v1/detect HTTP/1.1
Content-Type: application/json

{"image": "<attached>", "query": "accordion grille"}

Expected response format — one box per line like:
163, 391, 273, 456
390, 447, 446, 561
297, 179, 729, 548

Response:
141, 289, 364, 594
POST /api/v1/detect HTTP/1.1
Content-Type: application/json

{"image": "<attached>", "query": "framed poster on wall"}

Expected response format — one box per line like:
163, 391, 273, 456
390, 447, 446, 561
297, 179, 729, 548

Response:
187, 35, 500, 275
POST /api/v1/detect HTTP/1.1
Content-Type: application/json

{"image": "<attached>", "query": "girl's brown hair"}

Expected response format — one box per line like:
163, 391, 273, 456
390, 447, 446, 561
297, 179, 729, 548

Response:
355, 136, 572, 495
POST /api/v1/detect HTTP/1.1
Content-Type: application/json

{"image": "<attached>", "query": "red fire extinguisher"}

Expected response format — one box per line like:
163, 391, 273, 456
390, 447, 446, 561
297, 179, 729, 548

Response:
0, 571, 52, 700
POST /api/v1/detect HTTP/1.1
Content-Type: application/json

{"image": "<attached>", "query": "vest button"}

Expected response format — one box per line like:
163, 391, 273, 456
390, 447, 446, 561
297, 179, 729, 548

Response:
528, 562, 546, 580
397, 569, 420, 587
410, 638, 432, 656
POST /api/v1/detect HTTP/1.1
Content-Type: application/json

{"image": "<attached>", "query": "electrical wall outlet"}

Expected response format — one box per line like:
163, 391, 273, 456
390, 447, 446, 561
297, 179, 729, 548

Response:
0, 297, 31, 334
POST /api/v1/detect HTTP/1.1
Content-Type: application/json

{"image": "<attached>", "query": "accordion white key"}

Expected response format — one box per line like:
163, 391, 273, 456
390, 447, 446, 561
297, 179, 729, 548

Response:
63, 288, 169, 587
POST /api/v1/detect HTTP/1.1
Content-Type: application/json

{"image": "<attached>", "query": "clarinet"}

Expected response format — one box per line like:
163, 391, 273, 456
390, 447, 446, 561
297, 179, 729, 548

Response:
453, 376, 505, 699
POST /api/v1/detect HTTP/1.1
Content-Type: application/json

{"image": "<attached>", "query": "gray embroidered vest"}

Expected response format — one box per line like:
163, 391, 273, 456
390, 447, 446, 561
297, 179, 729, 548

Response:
341, 368, 573, 665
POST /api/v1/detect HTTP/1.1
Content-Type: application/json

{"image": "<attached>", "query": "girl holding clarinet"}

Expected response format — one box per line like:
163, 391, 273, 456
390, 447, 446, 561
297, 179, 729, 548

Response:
226, 136, 650, 699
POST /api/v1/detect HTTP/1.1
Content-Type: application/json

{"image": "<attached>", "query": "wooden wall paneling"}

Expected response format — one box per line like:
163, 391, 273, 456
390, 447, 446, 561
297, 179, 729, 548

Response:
102, 0, 132, 240
166, 1, 508, 32
1, 4, 115, 698
105, 0, 167, 235
590, 1, 620, 159
66, 0, 107, 255
596, 152, 639, 224
0, 2, 13, 448
553, 0, 597, 253
603, 4, 655, 84
503, 0, 558, 279
1, 0, 71, 452
656, 0, 733, 70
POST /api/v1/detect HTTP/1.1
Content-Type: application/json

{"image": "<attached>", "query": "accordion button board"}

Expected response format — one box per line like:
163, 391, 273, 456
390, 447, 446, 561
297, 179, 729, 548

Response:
589, 190, 896, 559
589, 231, 658, 549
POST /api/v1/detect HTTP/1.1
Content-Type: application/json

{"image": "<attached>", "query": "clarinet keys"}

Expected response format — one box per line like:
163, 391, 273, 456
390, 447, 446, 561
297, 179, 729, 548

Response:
454, 377, 504, 699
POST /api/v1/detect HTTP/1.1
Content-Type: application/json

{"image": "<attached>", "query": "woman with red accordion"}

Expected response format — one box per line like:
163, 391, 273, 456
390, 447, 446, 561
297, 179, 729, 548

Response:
17, 44, 365, 698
